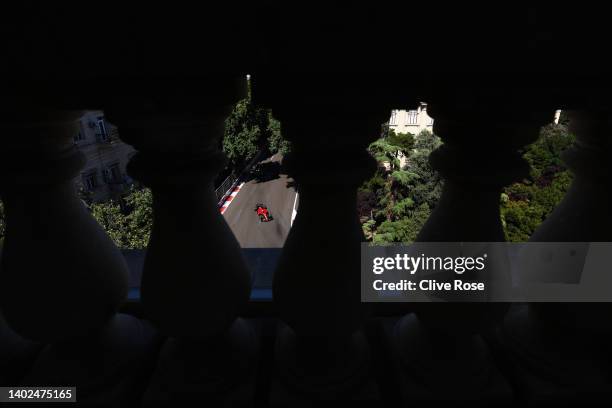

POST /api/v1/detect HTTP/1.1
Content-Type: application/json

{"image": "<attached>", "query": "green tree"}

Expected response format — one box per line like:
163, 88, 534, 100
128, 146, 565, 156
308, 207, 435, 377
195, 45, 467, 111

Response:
362, 218, 376, 241
89, 186, 153, 249
372, 203, 431, 244
391, 197, 415, 219
123, 187, 153, 249
222, 97, 266, 169
500, 195, 545, 242
414, 129, 442, 152
361, 130, 442, 243
222, 78, 290, 168
367, 129, 415, 173
368, 138, 401, 172
90, 199, 130, 248
387, 130, 415, 156
501, 122, 575, 241
523, 122, 575, 179
379, 170, 419, 221
405, 130, 443, 209
267, 111, 291, 155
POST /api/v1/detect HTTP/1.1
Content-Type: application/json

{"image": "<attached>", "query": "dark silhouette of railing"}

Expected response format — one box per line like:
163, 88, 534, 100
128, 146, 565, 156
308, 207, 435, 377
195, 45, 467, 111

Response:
1, 4, 611, 406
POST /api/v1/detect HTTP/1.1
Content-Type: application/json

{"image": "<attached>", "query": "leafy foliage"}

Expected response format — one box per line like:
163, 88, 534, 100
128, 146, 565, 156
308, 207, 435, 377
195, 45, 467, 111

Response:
90, 198, 130, 248
267, 111, 291, 155
368, 139, 401, 171
404, 131, 443, 209
387, 131, 415, 154
367, 129, 415, 172
360, 129, 442, 243
362, 218, 376, 241
372, 203, 431, 244
360, 120, 574, 244
122, 187, 153, 249
222, 79, 291, 170
222, 98, 267, 170
414, 129, 442, 152
390, 170, 419, 187
500, 195, 545, 242
391, 197, 415, 219
501, 123, 575, 241
89, 187, 153, 249
523, 122, 575, 179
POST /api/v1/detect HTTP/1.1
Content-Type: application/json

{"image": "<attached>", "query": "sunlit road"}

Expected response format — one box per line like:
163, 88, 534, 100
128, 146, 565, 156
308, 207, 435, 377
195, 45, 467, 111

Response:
223, 153, 297, 248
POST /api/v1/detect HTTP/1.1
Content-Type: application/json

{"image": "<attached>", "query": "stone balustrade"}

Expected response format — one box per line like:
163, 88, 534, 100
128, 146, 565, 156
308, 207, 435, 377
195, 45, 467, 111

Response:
0, 109, 158, 404
499, 107, 612, 405
0, 74, 610, 407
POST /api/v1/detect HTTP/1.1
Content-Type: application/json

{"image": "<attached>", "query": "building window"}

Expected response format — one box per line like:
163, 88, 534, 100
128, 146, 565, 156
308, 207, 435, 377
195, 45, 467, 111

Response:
95, 117, 109, 142
407, 110, 418, 125
428, 117, 434, 126
83, 170, 98, 191
390, 110, 398, 125
74, 131, 85, 142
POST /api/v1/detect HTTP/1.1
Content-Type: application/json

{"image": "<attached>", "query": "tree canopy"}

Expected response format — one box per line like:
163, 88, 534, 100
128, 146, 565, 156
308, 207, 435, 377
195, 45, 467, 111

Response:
266, 111, 291, 155
360, 129, 442, 243
89, 187, 153, 249
500, 122, 575, 241
222, 98, 267, 170
367, 129, 415, 173
359, 122, 575, 244
222, 80, 290, 170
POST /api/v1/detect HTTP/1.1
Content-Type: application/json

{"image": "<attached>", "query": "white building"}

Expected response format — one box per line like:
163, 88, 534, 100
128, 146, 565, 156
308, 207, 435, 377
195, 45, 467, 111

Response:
388, 102, 434, 136
382, 103, 434, 170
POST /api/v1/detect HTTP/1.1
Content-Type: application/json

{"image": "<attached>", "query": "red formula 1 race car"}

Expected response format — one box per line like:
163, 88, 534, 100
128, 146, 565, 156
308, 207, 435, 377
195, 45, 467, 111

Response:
254, 203, 273, 222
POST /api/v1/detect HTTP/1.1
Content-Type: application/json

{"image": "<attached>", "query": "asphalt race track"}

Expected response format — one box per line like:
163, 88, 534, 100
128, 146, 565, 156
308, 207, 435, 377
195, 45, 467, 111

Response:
223, 153, 298, 249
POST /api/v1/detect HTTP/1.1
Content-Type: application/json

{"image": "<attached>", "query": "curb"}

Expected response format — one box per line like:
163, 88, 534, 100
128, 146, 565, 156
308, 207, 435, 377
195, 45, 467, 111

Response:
219, 182, 245, 214
216, 150, 265, 212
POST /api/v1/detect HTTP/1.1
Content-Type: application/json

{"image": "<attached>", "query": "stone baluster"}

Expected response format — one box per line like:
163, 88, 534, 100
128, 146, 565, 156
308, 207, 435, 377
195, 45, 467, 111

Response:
0, 108, 156, 404
0, 258, 41, 385
255, 78, 385, 403
104, 77, 254, 403
529, 108, 611, 241
500, 108, 612, 404
390, 88, 554, 403
0, 109, 128, 341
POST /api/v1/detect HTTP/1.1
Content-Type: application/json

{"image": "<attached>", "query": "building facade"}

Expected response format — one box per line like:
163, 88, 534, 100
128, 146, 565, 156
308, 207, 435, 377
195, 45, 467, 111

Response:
388, 102, 434, 136
73, 110, 135, 203
383, 103, 435, 170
